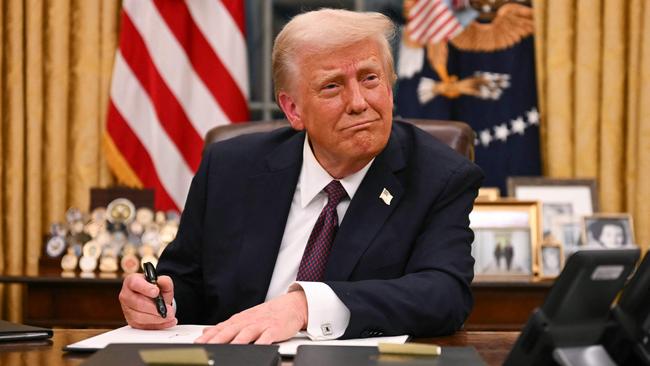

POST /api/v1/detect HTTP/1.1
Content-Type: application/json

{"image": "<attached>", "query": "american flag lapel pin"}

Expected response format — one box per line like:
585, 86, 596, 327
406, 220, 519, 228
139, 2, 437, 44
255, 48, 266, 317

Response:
379, 188, 393, 205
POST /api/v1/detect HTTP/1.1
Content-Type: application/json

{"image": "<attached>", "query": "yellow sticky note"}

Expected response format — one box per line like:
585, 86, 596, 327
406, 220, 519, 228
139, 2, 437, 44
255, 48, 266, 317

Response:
138, 348, 212, 366
378, 342, 442, 356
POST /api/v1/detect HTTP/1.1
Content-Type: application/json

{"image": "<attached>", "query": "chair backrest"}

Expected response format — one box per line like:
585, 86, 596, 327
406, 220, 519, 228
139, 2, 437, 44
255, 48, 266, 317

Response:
204, 119, 475, 161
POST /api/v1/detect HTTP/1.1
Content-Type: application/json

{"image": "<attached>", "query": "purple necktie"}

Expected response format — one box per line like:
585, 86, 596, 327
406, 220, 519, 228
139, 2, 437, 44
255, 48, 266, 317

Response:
296, 180, 347, 281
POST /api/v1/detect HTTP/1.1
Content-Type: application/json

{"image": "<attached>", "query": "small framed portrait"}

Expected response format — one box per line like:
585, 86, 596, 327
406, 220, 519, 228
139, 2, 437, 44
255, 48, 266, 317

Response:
507, 177, 597, 243
470, 200, 541, 281
539, 239, 564, 279
583, 214, 636, 249
549, 215, 582, 259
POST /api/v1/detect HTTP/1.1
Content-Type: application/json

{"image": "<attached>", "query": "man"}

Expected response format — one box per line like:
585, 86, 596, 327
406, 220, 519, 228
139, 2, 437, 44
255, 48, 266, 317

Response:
118, 8, 483, 345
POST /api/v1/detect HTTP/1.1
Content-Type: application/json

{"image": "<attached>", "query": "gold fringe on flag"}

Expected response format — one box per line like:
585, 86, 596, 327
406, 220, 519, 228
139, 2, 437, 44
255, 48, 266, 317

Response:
103, 132, 144, 188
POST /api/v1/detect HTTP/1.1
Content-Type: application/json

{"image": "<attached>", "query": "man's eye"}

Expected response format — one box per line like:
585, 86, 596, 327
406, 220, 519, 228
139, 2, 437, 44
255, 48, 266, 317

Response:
323, 84, 338, 90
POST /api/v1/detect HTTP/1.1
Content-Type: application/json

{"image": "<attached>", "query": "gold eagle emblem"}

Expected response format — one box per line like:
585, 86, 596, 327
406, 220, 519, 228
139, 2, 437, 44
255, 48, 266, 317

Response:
403, 1, 534, 100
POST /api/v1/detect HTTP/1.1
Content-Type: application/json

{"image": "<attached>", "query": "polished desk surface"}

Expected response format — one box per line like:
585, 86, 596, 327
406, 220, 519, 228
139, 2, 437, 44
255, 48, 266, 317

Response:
0, 329, 519, 365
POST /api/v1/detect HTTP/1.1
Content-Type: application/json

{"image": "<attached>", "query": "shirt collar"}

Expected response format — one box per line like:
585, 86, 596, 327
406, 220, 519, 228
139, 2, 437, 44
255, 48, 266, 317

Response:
299, 134, 373, 208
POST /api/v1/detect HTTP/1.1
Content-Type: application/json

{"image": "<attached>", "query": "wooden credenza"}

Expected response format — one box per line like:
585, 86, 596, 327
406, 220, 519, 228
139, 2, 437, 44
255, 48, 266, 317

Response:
0, 269, 127, 329
467, 280, 552, 330
0, 270, 553, 330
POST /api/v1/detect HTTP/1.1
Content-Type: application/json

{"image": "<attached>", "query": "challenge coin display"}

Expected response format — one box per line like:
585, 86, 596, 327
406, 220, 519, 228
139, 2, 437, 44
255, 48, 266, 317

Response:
90, 207, 107, 222
46, 198, 179, 275
106, 198, 136, 224
50, 222, 67, 237
79, 255, 97, 272
136, 207, 154, 226
83, 240, 101, 259
46, 236, 66, 258
99, 255, 119, 273
121, 254, 140, 274
84, 220, 102, 238
61, 248, 79, 271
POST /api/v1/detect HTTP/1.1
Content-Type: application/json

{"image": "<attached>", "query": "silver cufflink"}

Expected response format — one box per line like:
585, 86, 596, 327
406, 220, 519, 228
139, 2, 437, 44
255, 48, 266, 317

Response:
321, 323, 333, 336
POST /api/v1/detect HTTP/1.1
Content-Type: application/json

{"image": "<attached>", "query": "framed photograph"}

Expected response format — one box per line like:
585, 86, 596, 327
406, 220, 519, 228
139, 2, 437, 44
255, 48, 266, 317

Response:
548, 215, 582, 261
507, 177, 597, 242
582, 214, 636, 249
539, 240, 564, 279
470, 200, 541, 281
476, 187, 500, 201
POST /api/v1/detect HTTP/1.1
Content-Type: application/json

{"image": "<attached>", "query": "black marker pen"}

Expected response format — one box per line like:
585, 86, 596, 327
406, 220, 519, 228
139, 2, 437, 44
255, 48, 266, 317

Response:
143, 262, 167, 318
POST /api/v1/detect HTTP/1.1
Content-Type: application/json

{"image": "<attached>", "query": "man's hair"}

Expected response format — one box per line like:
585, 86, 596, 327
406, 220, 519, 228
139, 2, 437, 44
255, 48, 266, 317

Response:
272, 8, 397, 99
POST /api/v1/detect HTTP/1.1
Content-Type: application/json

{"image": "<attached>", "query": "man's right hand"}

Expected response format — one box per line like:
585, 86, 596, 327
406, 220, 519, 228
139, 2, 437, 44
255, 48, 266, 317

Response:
119, 273, 177, 329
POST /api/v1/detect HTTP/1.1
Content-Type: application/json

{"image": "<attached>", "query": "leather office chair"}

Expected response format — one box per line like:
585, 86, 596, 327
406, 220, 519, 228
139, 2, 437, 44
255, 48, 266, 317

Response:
204, 119, 475, 161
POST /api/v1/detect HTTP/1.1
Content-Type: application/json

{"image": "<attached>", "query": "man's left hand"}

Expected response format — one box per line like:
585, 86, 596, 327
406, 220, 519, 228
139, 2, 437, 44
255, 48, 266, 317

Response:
194, 290, 308, 344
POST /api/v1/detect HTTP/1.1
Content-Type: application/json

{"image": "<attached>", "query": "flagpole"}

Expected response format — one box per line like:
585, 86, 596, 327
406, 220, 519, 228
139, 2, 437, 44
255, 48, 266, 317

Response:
262, 0, 273, 121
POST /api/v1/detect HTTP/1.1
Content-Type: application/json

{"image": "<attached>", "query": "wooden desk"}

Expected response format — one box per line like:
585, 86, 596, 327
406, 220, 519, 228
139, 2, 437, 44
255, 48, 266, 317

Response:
0, 271, 552, 330
0, 270, 127, 329
468, 280, 553, 330
0, 329, 519, 366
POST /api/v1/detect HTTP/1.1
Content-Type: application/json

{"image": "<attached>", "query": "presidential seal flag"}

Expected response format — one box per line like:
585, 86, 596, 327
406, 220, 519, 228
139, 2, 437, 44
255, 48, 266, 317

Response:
396, 0, 541, 193
104, 0, 249, 211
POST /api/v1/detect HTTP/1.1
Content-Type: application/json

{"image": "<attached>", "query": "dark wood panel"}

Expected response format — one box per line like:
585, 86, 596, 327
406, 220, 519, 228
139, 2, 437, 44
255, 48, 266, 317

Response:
468, 282, 551, 330
23, 282, 125, 329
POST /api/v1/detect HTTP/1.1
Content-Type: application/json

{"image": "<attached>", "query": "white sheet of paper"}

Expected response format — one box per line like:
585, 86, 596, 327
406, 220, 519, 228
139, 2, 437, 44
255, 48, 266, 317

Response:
65, 325, 408, 356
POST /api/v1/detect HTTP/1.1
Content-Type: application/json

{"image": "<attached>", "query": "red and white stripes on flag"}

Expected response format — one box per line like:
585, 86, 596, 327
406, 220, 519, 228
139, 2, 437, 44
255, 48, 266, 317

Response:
406, 0, 463, 45
105, 0, 248, 211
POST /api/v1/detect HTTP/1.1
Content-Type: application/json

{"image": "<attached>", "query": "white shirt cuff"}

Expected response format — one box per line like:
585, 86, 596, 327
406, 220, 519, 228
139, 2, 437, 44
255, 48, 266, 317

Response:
289, 281, 351, 340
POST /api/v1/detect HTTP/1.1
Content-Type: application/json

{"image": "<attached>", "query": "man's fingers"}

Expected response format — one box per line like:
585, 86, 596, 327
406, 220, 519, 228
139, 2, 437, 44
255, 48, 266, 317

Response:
119, 273, 178, 330
207, 327, 239, 344
129, 316, 178, 330
120, 284, 177, 329
122, 301, 176, 322
254, 329, 276, 345
195, 326, 221, 343
196, 323, 240, 344
157, 275, 175, 304
119, 288, 165, 317
230, 326, 262, 344
124, 274, 159, 297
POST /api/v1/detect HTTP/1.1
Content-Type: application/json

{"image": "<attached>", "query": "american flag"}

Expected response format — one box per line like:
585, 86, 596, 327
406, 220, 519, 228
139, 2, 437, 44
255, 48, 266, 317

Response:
105, 0, 248, 211
406, 0, 464, 45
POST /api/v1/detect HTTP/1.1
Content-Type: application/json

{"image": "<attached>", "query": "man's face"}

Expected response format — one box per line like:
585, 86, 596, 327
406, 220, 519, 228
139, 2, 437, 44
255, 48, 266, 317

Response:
278, 40, 393, 176
599, 224, 624, 248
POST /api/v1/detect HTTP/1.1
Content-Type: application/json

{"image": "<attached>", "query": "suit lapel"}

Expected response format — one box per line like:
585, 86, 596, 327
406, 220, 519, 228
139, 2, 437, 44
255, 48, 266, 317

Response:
236, 132, 304, 308
324, 132, 406, 281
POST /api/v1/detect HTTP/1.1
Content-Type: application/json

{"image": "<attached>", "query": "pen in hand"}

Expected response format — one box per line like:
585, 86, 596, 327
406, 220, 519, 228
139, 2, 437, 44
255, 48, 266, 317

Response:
143, 262, 167, 319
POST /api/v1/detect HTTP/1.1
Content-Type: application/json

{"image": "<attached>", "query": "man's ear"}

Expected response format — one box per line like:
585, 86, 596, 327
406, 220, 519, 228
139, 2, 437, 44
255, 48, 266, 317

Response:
277, 92, 304, 130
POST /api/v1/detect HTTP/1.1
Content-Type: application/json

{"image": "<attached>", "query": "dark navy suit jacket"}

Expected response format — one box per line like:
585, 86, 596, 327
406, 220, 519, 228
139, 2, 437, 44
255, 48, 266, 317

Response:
157, 120, 484, 339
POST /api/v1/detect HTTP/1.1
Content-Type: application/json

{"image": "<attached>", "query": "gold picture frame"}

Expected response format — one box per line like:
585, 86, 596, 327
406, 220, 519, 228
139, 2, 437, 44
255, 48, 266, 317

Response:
476, 187, 500, 202
470, 200, 541, 281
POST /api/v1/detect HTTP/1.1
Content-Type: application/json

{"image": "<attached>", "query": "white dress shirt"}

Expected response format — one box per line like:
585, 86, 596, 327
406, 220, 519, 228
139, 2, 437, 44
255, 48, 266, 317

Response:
264, 134, 373, 340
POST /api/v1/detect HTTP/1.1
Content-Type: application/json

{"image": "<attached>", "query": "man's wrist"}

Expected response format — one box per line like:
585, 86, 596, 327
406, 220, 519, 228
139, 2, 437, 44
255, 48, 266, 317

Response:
289, 289, 308, 330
